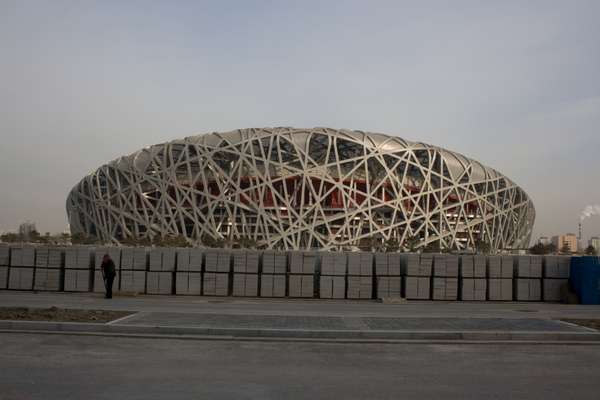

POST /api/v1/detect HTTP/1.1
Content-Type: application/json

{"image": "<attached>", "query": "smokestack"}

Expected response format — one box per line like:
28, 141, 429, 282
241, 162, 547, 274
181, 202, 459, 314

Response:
580, 205, 600, 222
579, 205, 600, 247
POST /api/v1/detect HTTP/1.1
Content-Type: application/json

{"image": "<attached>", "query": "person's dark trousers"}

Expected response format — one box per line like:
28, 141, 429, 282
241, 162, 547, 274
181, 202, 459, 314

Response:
105, 274, 115, 299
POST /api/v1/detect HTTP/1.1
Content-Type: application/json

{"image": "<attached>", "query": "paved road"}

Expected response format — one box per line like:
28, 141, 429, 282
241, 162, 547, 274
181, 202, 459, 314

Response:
1, 333, 600, 400
3, 291, 600, 319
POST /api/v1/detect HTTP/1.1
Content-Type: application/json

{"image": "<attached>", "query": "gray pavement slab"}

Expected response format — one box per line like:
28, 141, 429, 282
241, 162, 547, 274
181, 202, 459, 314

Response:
120, 312, 348, 330
361, 317, 588, 332
116, 312, 590, 333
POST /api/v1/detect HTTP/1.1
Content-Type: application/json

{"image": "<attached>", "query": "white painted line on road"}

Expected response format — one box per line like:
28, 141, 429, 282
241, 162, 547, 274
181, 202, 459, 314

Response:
555, 319, 599, 333
106, 312, 143, 325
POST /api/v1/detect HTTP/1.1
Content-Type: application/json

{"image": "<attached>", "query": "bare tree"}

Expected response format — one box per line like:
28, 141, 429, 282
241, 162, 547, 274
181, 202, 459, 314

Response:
585, 245, 597, 255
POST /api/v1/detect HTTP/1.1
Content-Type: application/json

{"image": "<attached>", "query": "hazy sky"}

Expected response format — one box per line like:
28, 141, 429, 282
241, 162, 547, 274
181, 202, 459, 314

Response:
1, 0, 599, 244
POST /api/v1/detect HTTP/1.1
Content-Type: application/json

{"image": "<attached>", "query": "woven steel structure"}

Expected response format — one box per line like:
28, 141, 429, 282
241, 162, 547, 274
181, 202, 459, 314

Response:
67, 127, 535, 251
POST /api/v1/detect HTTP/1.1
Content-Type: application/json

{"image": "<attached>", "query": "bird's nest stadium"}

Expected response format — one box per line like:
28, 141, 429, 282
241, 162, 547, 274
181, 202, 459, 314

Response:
67, 127, 535, 252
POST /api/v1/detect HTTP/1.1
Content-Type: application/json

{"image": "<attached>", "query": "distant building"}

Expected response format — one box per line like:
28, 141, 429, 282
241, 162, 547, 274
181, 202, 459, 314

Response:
552, 234, 578, 253
590, 237, 600, 252
538, 236, 551, 246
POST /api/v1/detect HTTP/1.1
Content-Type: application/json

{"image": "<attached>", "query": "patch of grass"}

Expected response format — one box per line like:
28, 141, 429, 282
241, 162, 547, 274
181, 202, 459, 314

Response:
0, 307, 132, 323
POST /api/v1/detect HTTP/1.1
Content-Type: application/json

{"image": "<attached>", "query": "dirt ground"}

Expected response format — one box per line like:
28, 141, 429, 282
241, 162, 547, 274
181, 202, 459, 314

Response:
562, 319, 600, 331
0, 307, 132, 323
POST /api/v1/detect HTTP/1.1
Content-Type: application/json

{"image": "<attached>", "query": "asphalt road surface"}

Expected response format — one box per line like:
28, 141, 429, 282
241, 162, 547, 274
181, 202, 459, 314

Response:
2, 333, 600, 399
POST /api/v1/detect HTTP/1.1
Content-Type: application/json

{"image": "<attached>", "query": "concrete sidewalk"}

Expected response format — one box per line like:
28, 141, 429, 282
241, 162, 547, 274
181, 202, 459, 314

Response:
1, 291, 600, 342
3, 290, 600, 319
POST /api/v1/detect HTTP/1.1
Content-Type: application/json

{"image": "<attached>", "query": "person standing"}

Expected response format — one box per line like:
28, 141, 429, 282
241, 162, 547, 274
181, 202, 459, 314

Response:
100, 254, 116, 299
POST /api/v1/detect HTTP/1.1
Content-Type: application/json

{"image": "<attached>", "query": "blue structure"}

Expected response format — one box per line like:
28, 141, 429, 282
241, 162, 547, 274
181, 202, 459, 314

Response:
570, 257, 600, 305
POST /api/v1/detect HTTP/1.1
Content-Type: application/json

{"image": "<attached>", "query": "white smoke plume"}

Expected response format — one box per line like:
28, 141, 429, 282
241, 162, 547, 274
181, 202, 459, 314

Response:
580, 205, 600, 221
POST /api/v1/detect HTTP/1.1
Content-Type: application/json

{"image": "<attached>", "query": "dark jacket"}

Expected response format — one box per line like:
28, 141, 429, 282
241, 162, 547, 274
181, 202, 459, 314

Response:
101, 259, 116, 276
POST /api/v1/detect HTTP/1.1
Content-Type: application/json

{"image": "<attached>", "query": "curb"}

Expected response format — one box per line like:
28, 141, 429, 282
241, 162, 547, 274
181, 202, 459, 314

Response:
1, 320, 599, 342
5, 330, 600, 345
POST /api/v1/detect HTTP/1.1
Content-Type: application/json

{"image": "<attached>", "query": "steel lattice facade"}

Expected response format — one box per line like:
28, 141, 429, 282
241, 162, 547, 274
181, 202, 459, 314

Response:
66, 127, 535, 251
